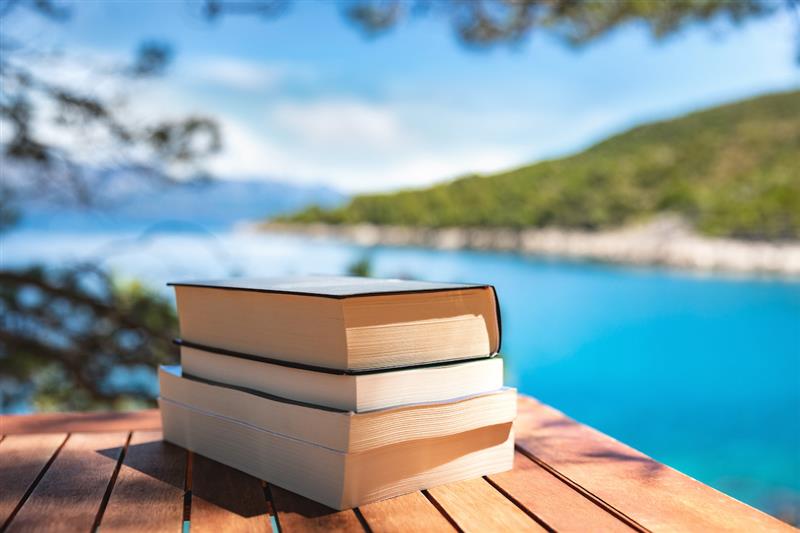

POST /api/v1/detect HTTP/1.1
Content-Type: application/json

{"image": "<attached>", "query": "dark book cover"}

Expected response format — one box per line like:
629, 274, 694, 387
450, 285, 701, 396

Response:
168, 275, 493, 299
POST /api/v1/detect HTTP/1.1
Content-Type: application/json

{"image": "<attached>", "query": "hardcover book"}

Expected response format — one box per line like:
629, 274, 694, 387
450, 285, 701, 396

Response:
170, 276, 501, 371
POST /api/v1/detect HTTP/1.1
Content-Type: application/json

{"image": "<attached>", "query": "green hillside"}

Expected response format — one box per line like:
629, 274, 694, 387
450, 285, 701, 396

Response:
281, 91, 800, 240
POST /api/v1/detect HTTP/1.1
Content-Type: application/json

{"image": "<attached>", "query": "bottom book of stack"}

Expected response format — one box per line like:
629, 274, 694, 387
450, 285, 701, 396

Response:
159, 366, 516, 509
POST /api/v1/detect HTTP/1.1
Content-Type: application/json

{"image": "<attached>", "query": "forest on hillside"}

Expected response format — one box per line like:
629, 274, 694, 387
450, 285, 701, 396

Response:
283, 91, 800, 240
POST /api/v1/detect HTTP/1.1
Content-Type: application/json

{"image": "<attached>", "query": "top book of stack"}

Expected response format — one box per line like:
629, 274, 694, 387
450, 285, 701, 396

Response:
170, 276, 501, 372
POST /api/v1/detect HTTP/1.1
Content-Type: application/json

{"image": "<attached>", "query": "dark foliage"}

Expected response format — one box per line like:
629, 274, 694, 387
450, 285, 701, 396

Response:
0, 2, 222, 210
342, 0, 792, 50
0, 266, 178, 411
0, 0, 209, 410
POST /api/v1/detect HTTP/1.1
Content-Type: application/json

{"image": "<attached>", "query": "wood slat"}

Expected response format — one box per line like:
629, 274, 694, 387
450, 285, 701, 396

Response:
2, 398, 790, 532
515, 396, 795, 532
5, 432, 128, 533
426, 476, 547, 532
191, 452, 272, 532
487, 450, 637, 532
358, 491, 455, 532
0, 409, 161, 434
269, 484, 365, 532
100, 431, 186, 532
0, 433, 67, 526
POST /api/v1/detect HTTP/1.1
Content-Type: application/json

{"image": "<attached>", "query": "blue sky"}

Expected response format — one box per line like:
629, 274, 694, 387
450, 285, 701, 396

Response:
9, 1, 799, 192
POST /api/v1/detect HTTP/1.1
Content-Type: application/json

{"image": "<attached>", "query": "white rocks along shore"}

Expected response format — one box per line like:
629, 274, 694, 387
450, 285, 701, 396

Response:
258, 217, 800, 277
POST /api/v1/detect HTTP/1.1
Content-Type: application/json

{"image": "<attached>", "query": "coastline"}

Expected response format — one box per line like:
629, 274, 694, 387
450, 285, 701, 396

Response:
256, 218, 800, 277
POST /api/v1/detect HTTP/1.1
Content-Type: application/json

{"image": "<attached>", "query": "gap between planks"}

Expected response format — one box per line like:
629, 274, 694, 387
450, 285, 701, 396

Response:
91, 432, 132, 532
513, 444, 649, 532
184, 450, 193, 530
482, 475, 555, 532
262, 481, 281, 532
0, 432, 70, 532
421, 489, 462, 531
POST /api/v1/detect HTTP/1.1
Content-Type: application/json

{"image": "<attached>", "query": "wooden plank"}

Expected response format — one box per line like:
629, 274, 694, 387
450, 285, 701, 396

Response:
0, 433, 67, 526
426, 477, 547, 532
514, 396, 795, 532
100, 431, 186, 532
358, 491, 455, 532
0, 409, 160, 434
269, 484, 365, 532
487, 450, 637, 532
5, 432, 128, 533
191, 452, 272, 532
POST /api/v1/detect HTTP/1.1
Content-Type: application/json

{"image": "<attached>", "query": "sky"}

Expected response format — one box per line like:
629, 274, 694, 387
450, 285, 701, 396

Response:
7, 1, 799, 193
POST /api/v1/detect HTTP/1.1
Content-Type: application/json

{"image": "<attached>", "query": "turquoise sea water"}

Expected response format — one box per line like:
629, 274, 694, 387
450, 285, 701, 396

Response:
4, 229, 799, 519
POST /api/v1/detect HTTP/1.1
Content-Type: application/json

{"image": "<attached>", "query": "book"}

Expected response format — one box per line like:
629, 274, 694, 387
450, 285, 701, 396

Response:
159, 365, 516, 453
177, 342, 505, 412
169, 276, 501, 372
160, 394, 514, 510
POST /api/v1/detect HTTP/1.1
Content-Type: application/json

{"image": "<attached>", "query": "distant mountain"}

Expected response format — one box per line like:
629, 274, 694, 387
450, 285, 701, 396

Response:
282, 90, 800, 240
17, 174, 346, 232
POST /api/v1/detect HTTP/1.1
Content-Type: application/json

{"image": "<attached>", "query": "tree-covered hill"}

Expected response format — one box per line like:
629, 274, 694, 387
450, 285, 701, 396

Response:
281, 90, 800, 240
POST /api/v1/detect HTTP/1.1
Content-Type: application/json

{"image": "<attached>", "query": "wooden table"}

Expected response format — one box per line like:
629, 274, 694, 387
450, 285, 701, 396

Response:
1, 396, 793, 532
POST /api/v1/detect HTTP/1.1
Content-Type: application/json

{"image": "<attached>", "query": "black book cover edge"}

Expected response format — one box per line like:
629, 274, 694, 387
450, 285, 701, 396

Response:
174, 337, 501, 376
168, 279, 490, 300
165, 366, 514, 416
173, 368, 350, 413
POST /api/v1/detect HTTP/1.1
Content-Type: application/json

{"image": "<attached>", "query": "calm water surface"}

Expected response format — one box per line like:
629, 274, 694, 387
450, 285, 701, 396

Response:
4, 229, 799, 518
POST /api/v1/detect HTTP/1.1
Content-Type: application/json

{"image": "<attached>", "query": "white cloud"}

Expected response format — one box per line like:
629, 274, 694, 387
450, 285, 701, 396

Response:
270, 100, 406, 150
204, 111, 528, 192
206, 119, 287, 178
366, 148, 518, 189
5, 50, 641, 194
187, 57, 311, 91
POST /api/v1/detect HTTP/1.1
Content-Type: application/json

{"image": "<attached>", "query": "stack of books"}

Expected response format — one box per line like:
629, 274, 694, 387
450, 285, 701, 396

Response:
159, 276, 516, 510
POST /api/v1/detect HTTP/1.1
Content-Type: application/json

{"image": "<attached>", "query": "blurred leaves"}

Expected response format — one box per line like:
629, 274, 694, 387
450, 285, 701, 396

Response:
0, 2, 220, 210
347, 256, 374, 277
196, 0, 798, 57
0, 1, 222, 412
0, 266, 178, 411
202, 0, 290, 20
0, 0, 71, 21
148, 117, 223, 163
346, 0, 405, 35
129, 41, 173, 77
343, 0, 788, 48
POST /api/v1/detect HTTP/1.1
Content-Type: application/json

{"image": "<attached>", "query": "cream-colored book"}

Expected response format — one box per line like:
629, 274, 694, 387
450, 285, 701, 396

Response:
178, 344, 504, 412
170, 276, 501, 372
160, 397, 514, 510
159, 365, 516, 453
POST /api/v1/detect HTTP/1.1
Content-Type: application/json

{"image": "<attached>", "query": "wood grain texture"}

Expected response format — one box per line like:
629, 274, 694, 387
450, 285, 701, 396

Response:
0, 409, 160, 434
0, 433, 67, 526
269, 484, 365, 532
487, 450, 637, 532
191, 452, 272, 533
426, 477, 547, 532
100, 431, 186, 532
1, 399, 791, 532
358, 491, 455, 532
5, 432, 128, 533
515, 396, 795, 532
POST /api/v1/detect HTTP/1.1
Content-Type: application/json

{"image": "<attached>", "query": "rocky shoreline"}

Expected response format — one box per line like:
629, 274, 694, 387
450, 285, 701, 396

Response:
257, 217, 800, 277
